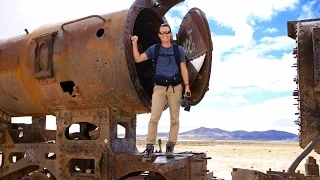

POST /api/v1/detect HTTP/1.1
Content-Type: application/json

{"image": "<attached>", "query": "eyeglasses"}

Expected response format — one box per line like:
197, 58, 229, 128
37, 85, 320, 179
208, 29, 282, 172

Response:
158, 31, 171, 35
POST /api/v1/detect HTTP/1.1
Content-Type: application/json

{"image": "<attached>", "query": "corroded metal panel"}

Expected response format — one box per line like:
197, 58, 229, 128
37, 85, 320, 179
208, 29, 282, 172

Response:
177, 8, 213, 105
34, 31, 57, 79
232, 168, 318, 180
0, 0, 216, 179
313, 27, 320, 85
286, 19, 320, 153
0, 0, 211, 117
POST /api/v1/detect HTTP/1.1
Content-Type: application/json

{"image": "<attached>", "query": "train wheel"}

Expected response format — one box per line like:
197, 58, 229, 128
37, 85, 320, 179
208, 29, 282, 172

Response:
29, 172, 50, 180
19, 172, 50, 180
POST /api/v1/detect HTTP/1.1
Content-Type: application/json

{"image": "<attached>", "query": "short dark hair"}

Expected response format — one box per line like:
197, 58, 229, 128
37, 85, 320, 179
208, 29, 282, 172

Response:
159, 23, 171, 32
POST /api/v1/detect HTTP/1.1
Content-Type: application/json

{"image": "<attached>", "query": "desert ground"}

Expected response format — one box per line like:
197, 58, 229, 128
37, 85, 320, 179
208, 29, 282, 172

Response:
136, 140, 320, 180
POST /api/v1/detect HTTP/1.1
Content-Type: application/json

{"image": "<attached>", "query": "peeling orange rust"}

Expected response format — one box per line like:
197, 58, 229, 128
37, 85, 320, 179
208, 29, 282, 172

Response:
0, 0, 218, 179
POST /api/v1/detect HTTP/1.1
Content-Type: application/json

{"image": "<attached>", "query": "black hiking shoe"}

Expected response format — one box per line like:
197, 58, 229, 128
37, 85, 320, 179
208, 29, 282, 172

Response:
165, 142, 175, 159
142, 144, 154, 162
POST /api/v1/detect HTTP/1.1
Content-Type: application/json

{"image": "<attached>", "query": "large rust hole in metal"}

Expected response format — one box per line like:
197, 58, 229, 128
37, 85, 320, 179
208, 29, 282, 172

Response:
117, 124, 125, 138
65, 122, 99, 140
19, 127, 24, 138
9, 152, 26, 163
96, 28, 104, 37
60, 81, 75, 96
120, 171, 166, 180
69, 158, 95, 174
24, 170, 54, 179
133, 8, 163, 98
45, 153, 56, 160
0, 152, 3, 167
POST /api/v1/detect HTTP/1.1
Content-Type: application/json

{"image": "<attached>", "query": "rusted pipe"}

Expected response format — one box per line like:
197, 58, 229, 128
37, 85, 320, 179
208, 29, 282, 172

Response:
288, 132, 320, 173
61, 15, 107, 31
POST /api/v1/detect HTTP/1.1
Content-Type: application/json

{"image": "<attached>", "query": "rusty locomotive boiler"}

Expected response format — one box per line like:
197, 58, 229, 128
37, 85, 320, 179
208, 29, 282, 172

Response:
231, 18, 320, 180
0, 0, 214, 180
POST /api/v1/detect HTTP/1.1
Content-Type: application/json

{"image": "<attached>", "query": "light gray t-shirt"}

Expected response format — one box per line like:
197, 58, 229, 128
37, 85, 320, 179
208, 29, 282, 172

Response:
145, 44, 186, 78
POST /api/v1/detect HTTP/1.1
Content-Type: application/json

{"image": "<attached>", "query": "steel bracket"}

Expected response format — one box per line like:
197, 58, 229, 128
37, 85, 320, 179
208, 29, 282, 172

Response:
34, 31, 57, 79
313, 27, 320, 85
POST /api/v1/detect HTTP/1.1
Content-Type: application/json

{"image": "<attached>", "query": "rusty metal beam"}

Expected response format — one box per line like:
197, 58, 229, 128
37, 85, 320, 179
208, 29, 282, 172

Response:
313, 27, 320, 85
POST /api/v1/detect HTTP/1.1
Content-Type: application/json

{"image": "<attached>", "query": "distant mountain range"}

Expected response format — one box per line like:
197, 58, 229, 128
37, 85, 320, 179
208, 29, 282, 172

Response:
136, 127, 298, 141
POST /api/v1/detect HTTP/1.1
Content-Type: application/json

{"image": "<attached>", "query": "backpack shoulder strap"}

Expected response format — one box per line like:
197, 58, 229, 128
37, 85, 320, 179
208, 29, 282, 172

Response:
154, 43, 181, 68
153, 43, 161, 66
173, 44, 180, 68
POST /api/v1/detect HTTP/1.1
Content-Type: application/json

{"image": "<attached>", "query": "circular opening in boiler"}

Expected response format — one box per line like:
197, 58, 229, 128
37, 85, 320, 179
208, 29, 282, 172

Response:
96, 28, 104, 37
132, 9, 163, 98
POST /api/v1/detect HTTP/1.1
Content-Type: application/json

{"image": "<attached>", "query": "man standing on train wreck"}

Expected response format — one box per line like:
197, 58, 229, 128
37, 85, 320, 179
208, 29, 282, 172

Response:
131, 23, 191, 162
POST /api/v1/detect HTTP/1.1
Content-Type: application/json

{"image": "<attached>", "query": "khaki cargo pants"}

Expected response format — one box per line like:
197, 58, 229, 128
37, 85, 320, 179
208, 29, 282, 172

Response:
147, 84, 183, 145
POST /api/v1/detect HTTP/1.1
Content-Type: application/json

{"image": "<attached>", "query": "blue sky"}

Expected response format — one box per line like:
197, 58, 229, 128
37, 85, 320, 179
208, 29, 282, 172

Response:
1, 0, 320, 134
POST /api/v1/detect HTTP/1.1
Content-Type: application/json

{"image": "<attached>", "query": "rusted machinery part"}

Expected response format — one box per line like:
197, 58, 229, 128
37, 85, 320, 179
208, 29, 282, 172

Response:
288, 132, 320, 173
120, 171, 166, 180
287, 18, 320, 153
19, 172, 50, 180
67, 132, 89, 140
231, 168, 320, 180
66, 122, 99, 140
29, 172, 50, 180
231, 168, 284, 180
0, 0, 212, 117
67, 132, 95, 173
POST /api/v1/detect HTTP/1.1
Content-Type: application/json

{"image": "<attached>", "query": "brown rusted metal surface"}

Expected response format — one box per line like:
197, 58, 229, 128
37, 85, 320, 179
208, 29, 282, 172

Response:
286, 19, 320, 154
0, 0, 215, 179
0, 9, 148, 117
34, 31, 57, 79
305, 156, 319, 177
177, 7, 213, 105
232, 167, 320, 180
116, 152, 212, 180
0, 0, 211, 117
313, 27, 320, 85
0, 107, 214, 180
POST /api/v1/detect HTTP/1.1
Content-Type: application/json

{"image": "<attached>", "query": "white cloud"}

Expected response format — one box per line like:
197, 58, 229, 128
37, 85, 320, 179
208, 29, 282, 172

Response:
264, 28, 279, 33
209, 48, 297, 95
298, 0, 317, 20
164, 15, 183, 37
165, 0, 297, 55
258, 36, 294, 51
210, 35, 250, 55
177, 0, 298, 44
205, 95, 249, 106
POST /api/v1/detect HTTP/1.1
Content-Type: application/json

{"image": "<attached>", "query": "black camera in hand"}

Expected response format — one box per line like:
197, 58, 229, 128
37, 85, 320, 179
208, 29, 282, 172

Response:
180, 92, 195, 112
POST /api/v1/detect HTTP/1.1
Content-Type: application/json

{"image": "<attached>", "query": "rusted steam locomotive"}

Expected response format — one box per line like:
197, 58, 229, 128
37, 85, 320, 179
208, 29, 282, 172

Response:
2, 0, 319, 179
0, 0, 214, 179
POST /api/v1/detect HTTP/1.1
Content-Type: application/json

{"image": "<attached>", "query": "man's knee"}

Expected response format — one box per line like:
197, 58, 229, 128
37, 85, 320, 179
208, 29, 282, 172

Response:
170, 120, 179, 125
149, 119, 159, 125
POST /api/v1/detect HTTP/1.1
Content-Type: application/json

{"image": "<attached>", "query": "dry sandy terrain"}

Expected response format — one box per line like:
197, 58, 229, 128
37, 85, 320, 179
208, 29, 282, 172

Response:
136, 140, 320, 180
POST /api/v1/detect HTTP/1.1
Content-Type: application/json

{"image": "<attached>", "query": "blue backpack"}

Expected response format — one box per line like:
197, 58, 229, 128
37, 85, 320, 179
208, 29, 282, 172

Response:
152, 44, 182, 90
